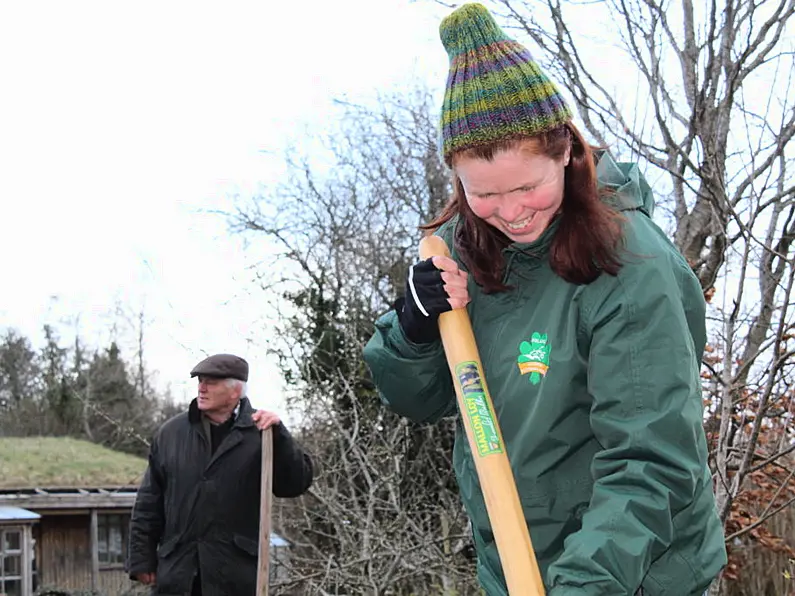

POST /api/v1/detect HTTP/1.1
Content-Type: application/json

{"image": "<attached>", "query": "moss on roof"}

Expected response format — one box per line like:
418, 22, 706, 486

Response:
0, 436, 147, 490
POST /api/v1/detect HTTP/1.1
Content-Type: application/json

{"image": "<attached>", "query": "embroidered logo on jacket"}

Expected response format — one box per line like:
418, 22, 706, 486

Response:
517, 333, 550, 385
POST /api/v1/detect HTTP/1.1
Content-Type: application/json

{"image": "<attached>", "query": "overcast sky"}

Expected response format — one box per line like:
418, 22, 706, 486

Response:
0, 0, 455, 421
0, 0, 707, 425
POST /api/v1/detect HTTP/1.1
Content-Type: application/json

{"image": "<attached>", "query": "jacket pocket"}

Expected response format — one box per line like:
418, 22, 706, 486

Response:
233, 533, 259, 558
157, 535, 180, 559
154, 535, 190, 594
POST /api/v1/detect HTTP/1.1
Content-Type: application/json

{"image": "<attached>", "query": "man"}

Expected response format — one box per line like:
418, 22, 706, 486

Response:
126, 353, 313, 595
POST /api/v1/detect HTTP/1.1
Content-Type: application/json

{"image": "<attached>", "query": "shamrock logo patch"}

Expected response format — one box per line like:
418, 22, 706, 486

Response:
517, 332, 550, 385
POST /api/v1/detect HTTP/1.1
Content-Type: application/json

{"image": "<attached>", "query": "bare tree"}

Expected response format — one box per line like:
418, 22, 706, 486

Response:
230, 87, 483, 595
466, 0, 795, 593
267, 362, 478, 595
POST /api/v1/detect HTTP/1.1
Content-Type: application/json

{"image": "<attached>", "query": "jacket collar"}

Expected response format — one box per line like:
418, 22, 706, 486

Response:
593, 149, 654, 216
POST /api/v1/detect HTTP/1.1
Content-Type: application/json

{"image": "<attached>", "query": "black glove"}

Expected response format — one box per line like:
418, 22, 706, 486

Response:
394, 258, 452, 344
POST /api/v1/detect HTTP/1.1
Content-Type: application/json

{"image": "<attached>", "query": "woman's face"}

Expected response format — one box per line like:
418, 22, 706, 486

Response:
455, 145, 569, 243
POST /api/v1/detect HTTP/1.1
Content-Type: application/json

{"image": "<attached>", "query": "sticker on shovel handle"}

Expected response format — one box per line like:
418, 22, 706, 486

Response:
455, 361, 504, 457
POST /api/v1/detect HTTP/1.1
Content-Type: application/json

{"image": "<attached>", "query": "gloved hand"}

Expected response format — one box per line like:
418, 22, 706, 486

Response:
394, 256, 470, 344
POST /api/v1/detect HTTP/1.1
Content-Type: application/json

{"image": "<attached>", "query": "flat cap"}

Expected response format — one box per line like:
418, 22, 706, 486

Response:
190, 353, 249, 382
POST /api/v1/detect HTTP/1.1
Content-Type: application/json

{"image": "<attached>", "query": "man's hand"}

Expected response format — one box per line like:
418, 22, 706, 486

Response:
135, 572, 156, 585
252, 409, 281, 431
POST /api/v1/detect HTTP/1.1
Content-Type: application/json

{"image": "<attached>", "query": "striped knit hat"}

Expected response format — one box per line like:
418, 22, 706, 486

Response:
439, 3, 573, 164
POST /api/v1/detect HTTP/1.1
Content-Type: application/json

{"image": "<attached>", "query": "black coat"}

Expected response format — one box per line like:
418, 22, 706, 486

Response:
126, 397, 313, 595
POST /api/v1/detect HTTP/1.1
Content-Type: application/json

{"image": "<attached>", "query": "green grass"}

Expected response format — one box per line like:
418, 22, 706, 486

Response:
0, 437, 147, 489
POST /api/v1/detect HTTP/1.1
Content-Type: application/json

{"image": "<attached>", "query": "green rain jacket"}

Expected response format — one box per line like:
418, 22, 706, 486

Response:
362, 151, 727, 595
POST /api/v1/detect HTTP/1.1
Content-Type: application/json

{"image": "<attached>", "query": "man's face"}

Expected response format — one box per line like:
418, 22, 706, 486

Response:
196, 375, 240, 415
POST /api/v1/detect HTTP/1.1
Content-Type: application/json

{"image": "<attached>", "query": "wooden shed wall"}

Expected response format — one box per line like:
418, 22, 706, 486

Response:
33, 513, 140, 595
35, 515, 92, 590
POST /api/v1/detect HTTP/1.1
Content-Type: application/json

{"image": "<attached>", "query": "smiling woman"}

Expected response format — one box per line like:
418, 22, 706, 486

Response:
363, 3, 727, 595
456, 144, 567, 241
432, 123, 623, 292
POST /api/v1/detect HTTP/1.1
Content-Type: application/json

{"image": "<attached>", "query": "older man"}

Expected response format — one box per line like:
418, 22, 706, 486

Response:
126, 353, 313, 595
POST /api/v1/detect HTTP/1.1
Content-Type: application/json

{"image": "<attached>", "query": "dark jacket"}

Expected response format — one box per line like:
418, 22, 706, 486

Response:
363, 152, 726, 595
126, 397, 313, 595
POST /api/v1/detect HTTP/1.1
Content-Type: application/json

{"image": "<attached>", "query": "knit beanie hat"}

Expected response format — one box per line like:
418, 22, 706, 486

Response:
439, 3, 573, 164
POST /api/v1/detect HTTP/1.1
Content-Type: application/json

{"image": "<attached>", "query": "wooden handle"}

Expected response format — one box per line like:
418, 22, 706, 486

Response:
420, 235, 546, 596
256, 427, 274, 595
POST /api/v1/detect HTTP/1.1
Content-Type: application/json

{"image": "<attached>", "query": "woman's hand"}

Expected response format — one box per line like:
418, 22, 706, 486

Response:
395, 256, 470, 344
432, 255, 470, 310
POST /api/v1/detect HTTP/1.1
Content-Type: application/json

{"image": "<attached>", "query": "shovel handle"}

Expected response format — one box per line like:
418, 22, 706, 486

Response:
419, 235, 546, 595
256, 427, 274, 595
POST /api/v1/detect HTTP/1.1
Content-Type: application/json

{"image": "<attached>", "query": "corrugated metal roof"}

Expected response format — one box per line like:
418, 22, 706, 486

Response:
0, 505, 41, 521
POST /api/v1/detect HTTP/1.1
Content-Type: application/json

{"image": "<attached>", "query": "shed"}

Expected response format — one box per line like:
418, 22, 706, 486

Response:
0, 437, 292, 595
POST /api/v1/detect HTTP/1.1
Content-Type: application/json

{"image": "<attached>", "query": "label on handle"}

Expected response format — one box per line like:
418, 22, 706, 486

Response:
455, 361, 504, 457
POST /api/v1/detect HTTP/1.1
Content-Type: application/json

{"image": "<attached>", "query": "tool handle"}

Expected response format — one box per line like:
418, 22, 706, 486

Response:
256, 427, 273, 595
419, 235, 546, 595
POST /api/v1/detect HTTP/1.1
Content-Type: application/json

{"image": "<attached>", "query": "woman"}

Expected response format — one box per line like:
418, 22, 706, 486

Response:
362, 3, 727, 595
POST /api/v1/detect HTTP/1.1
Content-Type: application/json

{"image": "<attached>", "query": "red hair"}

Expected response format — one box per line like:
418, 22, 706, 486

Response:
422, 123, 624, 293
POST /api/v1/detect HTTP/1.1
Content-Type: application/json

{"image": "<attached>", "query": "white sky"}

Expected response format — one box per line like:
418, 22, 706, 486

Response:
2, 0, 773, 427
0, 0, 452, 423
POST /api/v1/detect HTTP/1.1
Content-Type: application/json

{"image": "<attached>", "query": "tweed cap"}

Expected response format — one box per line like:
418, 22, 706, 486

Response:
438, 3, 573, 164
190, 353, 249, 382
